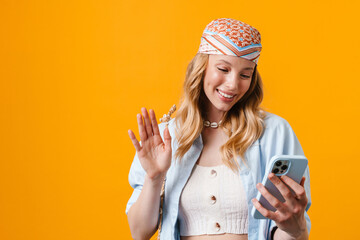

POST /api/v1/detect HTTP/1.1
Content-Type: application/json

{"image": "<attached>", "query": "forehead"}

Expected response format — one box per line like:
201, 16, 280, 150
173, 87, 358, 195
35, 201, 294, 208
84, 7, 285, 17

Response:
209, 54, 255, 70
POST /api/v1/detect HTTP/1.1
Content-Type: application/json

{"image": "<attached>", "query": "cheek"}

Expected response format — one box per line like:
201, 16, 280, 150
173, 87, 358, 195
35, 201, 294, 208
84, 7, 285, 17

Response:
204, 71, 223, 87
234, 82, 252, 102
239, 80, 252, 92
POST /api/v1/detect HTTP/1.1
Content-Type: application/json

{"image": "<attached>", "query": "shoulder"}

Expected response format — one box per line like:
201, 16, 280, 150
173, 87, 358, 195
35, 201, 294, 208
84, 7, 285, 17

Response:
158, 118, 176, 138
259, 111, 297, 142
258, 111, 305, 159
263, 111, 292, 130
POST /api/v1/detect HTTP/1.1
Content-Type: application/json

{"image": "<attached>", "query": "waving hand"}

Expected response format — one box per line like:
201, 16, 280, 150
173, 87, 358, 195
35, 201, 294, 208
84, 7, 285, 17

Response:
128, 108, 172, 182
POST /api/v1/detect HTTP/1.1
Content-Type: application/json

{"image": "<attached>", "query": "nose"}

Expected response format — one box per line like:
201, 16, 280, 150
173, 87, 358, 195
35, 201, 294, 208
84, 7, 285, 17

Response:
225, 73, 238, 90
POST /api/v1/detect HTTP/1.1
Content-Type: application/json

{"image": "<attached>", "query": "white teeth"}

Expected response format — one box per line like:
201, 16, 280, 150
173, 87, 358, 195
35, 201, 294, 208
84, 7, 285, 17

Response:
218, 90, 235, 99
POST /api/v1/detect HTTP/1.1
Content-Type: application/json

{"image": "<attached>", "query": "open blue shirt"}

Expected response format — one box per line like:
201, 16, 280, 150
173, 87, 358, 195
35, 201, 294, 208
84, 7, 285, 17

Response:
126, 112, 311, 240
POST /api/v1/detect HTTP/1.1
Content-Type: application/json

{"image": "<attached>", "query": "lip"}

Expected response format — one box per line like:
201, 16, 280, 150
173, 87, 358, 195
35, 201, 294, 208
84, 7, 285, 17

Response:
216, 89, 236, 102
217, 89, 236, 96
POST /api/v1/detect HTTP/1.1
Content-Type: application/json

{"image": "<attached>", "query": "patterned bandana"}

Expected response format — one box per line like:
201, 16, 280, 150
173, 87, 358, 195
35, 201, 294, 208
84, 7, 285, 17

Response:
198, 18, 262, 64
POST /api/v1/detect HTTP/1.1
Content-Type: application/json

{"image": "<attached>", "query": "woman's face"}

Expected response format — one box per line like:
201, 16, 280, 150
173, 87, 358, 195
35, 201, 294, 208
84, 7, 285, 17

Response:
203, 54, 256, 118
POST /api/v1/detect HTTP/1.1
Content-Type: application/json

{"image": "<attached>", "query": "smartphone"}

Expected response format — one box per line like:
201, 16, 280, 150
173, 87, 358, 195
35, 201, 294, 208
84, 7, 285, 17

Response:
251, 155, 308, 219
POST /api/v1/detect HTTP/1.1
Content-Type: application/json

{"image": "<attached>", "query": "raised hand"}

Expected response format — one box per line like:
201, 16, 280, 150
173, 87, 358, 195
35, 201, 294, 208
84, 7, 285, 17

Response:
128, 107, 172, 182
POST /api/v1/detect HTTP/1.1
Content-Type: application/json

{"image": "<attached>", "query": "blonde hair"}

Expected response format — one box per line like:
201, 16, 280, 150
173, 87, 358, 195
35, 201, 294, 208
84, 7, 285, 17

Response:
174, 53, 267, 172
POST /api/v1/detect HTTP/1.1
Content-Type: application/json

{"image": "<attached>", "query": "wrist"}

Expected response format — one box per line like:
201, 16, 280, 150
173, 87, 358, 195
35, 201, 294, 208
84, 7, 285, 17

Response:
145, 173, 166, 187
295, 229, 308, 240
291, 222, 308, 240
274, 227, 308, 240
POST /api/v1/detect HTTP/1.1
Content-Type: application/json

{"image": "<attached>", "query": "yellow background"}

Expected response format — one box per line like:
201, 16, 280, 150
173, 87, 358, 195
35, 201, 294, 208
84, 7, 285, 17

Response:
1, 0, 359, 239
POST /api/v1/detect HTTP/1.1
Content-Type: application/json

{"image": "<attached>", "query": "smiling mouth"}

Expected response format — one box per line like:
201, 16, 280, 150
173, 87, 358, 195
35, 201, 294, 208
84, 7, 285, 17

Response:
217, 89, 236, 99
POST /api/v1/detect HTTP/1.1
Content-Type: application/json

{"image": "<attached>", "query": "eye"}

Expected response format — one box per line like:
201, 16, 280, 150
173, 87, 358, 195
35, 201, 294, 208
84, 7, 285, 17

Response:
217, 67, 228, 72
241, 75, 251, 78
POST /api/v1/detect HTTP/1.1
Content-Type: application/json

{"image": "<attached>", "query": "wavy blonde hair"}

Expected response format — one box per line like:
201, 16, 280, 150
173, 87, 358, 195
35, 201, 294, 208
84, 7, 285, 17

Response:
174, 53, 267, 171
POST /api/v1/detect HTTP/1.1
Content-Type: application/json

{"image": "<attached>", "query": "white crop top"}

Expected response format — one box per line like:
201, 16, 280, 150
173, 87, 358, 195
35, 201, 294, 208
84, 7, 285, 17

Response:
178, 164, 248, 236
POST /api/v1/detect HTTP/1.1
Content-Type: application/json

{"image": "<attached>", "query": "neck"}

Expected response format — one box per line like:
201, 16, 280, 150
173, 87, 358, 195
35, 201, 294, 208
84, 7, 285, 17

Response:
204, 107, 225, 123
201, 124, 229, 145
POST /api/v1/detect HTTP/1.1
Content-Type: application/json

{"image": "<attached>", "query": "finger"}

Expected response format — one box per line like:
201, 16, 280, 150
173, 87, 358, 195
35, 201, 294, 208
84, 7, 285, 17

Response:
281, 175, 307, 205
256, 182, 286, 212
251, 198, 278, 221
300, 177, 306, 187
141, 107, 153, 137
268, 173, 297, 206
149, 109, 160, 136
137, 113, 148, 142
163, 125, 172, 152
128, 129, 142, 152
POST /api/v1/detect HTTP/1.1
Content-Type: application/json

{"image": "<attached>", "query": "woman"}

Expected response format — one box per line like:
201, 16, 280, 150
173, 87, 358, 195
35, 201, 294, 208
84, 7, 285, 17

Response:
126, 18, 311, 240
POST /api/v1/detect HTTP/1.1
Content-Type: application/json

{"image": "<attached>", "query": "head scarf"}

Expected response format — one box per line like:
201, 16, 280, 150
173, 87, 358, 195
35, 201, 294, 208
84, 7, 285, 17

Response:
198, 18, 262, 64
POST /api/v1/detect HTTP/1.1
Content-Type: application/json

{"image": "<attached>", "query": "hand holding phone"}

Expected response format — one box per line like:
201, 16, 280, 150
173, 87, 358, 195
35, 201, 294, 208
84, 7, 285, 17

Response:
251, 155, 308, 219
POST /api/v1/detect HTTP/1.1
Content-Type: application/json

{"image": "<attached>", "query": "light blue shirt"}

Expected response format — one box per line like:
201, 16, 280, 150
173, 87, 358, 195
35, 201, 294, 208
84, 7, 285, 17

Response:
126, 112, 311, 240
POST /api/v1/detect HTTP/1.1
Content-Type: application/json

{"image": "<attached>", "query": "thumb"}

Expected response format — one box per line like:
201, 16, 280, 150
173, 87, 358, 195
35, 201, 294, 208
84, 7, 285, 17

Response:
300, 177, 306, 187
163, 125, 172, 151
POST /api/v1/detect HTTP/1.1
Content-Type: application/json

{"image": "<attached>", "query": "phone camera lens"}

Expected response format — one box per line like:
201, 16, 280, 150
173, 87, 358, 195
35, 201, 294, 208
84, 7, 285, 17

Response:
272, 168, 279, 174
281, 165, 288, 170
275, 161, 282, 167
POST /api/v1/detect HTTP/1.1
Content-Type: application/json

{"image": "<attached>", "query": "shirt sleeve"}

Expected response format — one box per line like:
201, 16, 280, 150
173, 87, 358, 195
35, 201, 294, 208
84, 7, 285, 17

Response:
259, 115, 311, 238
125, 150, 146, 215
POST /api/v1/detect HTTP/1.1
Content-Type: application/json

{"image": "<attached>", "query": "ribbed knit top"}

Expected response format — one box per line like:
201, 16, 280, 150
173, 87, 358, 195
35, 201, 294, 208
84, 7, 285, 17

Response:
178, 164, 248, 236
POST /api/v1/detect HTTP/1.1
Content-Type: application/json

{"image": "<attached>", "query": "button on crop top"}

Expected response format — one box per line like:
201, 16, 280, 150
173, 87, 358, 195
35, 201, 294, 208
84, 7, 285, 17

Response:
178, 164, 248, 236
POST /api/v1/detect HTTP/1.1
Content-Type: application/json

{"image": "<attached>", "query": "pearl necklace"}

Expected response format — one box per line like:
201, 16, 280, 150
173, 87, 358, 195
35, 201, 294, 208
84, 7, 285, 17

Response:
203, 120, 222, 128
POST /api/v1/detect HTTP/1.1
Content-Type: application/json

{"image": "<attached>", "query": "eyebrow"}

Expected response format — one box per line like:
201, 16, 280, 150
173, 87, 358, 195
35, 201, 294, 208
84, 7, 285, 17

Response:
217, 59, 254, 70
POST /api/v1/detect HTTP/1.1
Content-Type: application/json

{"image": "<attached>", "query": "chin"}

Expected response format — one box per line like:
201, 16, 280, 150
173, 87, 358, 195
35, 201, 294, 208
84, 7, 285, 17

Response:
215, 104, 233, 112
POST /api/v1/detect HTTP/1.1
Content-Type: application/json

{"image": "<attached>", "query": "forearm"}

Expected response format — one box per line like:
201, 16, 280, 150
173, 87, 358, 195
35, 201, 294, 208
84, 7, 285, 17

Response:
273, 227, 308, 240
127, 174, 165, 240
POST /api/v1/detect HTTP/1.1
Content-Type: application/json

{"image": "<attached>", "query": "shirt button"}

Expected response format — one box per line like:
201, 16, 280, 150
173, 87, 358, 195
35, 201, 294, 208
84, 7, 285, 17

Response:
210, 195, 217, 204
210, 169, 217, 177
215, 222, 221, 231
